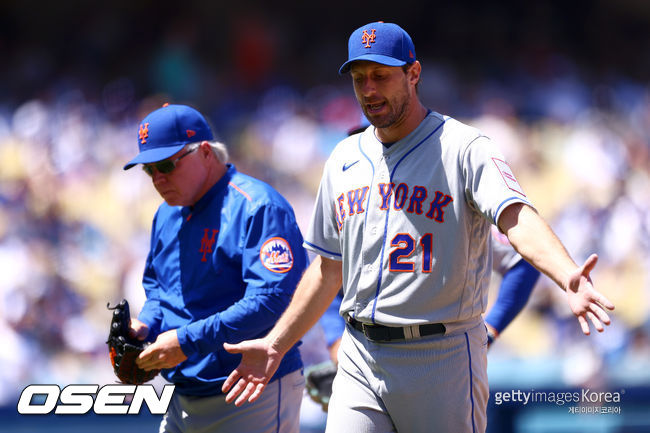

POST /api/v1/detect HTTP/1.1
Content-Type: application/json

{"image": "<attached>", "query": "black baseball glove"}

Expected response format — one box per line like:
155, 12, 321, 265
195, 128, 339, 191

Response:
305, 361, 338, 412
106, 299, 160, 385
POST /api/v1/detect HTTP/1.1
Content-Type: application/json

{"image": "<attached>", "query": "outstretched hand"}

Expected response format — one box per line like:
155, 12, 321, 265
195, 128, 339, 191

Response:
221, 338, 284, 406
566, 254, 615, 335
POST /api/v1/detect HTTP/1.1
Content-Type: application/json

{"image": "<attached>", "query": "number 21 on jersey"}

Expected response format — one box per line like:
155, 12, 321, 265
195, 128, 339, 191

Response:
389, 233, 433, 273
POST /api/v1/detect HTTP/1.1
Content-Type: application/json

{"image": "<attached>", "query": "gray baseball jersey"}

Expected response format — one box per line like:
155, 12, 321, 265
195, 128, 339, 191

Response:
491, 224, 523, 275
304, 111, 533, 326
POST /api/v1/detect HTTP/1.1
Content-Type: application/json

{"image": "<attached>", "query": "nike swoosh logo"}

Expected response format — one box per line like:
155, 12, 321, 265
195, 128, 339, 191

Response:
342, 160, 360, 171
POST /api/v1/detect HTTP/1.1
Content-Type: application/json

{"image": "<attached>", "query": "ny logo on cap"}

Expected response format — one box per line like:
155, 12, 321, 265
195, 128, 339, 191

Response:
361, 29, 376, 48
139, 123, 149, 144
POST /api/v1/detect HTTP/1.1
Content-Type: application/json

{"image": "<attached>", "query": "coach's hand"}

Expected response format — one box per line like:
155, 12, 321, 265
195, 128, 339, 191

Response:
222, 338, 284, 406
566, 254, 615, 335
129, 317, 150, 341
136, 329, 187, 370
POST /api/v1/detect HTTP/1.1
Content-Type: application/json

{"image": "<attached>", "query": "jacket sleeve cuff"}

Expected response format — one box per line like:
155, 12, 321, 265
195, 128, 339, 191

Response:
175, 325, 196, 358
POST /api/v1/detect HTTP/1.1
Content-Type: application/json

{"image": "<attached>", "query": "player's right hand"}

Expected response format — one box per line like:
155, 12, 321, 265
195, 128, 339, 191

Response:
222, 338, 284, 406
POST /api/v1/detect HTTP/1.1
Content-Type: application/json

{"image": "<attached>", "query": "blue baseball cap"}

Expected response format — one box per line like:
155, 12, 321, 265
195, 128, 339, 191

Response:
123, 104, 213, 170
339, 22, 416, 75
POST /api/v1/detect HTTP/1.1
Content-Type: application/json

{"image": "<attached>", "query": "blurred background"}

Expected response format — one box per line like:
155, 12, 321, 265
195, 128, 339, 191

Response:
1, 0, 649, 432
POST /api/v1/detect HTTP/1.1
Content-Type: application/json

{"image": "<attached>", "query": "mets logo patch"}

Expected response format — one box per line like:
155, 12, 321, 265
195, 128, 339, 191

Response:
260, 237, 294, 273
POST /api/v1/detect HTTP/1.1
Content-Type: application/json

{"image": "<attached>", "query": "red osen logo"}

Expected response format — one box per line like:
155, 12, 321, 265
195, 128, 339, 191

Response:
260, 237, 294, 273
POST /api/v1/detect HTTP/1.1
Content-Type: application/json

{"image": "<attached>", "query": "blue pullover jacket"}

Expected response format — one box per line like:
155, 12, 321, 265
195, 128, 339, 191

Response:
138, 164, 306, 396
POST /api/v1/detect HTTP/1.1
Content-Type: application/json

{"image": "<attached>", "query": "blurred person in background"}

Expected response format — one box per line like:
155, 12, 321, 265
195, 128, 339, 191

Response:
122, 103, 307, 433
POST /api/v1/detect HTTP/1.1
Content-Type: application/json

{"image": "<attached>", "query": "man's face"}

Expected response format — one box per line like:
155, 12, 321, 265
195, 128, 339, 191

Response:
145, 146, 206, 207
349, 61, 416, 130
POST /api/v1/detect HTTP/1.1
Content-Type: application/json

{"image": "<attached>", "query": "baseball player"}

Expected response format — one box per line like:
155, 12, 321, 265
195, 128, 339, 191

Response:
221, 22, 615, 433
315, 119, 540, 365
122, 104, 307, 433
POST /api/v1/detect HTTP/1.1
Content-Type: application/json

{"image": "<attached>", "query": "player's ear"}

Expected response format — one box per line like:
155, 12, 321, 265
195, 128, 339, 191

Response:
199, 141, 212, 159
407, 61, 422, 86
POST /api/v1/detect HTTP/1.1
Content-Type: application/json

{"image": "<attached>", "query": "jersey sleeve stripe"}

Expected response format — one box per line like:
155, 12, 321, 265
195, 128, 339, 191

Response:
494, 196, 532, 225
303, 241, 342, 258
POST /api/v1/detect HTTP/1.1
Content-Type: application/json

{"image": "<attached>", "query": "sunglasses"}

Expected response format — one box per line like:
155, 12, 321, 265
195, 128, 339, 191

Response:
142, 147, 197, 176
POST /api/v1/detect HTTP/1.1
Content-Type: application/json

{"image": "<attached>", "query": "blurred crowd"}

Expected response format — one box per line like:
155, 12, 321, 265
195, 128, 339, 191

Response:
1, 35, 650, 412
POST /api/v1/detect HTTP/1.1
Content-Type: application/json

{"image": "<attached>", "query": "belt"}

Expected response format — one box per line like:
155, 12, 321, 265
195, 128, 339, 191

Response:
345, 315, 446, 342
